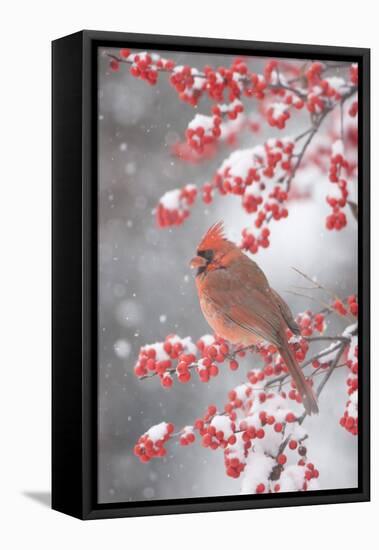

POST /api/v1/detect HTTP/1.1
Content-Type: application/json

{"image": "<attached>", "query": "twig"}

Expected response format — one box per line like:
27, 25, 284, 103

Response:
291, 267, 355, 321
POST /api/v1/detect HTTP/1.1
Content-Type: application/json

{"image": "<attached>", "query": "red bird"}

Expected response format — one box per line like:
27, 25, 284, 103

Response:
190, 222, 318, 415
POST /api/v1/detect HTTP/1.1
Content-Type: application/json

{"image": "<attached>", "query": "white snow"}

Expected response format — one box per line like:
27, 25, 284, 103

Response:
199, 334, 216, 346
343, 323, 358, 338
318, 342, 341, 364
218, 146, 264, 179
218, 99, 243, 114
210, 415, 233, 438
143, 342, 170, 362
159, 189, 181, 210
332, 139, 344, 157
280, 465, 306, 492
146, 422, 169, 443
191, 68, 204, 90
188, 113, 214, 132
325, 76, 348, 93
241, 453, 275, 494
347, 336, 358, 363
270, 102, 288, 118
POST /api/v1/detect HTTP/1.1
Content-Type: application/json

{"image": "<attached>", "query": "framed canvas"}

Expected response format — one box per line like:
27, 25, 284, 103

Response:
52, 30, 370, 520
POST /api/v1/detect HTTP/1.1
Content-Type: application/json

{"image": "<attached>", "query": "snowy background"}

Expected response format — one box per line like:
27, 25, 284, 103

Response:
97, 48, 358, 504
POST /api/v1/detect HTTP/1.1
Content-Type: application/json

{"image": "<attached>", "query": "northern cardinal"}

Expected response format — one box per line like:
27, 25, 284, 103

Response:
190, 222, 318, 415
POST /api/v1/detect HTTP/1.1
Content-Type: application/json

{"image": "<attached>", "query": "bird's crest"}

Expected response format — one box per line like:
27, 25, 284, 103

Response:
198, 221, 227, 250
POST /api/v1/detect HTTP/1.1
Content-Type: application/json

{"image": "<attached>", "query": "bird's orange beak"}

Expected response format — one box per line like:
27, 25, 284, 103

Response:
190, 255, 207, 269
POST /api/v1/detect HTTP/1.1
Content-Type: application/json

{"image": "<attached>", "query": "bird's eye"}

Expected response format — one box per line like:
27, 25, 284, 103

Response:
197, 249, 214, 262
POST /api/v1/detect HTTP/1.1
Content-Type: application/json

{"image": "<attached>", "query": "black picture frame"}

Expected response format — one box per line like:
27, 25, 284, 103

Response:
52, 30, 370, 520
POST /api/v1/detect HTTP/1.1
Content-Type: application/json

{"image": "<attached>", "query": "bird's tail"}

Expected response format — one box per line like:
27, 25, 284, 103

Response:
279, 342, 319, 415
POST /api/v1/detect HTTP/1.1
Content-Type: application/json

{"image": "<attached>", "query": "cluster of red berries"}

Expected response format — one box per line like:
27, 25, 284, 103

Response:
134, 334, 242, 388
224, 447, 247, 479
302, 462, 320, 486
242, 190, 263, 214
185, 115, 222, 153
134, 422, 174, 463
306, 62, 324, 85
329, 143, 350, 182
239, 141, 293, 252
347, 372, 358, 394
306, 91, 326, 114
215, 136, 294, 197
212, 100, 244, 121
169, 65, 204, 106
325, 207, 347, 231
156, 185, 197, 228
347, 295, 358, 317
226, 385, 253, 418
175, 353, 197, 384
265, 190, 289, 220
201, 182, 214, 204
326, 141, 350, 230
128, 53, 161, 86
179, 427, 196, 446
170, 61, 251, 107
200, 416, 237, 450
266, 103, 291, 129
283, 92, 305, 110
240, 227, 270, 254
109, 50, 176, 86
340, 337, 358, 435
264, 138, 294, 176
347, 339, 358, 376
195, 337, 232, 382
340, 366, 358, 435
340, 411, 358, 435
264, 60, 279, 83
223, 400, 303, 481
333, 294, 358, 318
296, 311, 326, 336
326, 202, 348, 230
195, 358, 219, 383
194, 138, 293, 254
133, 335, 197, 388
304, 62, 349, 112
332, 299, 348, 316
184, 106, 247, 154
193, 406, 235, 449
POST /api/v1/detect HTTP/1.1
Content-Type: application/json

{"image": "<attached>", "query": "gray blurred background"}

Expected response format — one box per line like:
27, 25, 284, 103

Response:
97, 48, 357, 504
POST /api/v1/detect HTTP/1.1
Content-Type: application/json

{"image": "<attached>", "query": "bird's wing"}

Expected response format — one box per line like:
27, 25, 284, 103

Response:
202, 260, 283, 347
270, 288, 300, 335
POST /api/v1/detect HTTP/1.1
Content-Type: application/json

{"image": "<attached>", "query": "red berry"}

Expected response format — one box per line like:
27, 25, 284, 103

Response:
277, 453, 287, 465
256, 483, 265, 494
110, 60, 119, 72
120, 48, 130, 58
